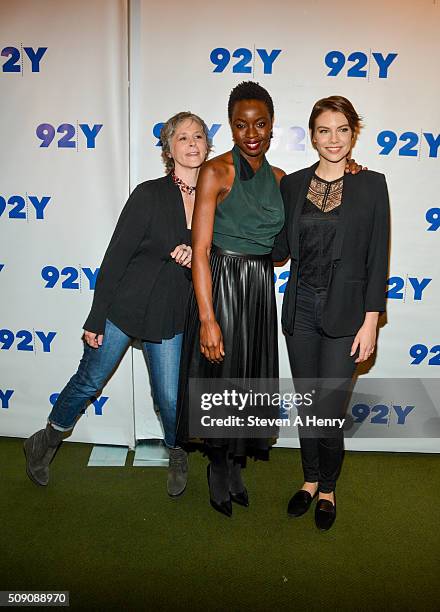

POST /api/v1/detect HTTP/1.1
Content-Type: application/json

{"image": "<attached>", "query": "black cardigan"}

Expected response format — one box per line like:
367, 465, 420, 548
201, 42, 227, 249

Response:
273, 163, 390, 337
84, 173, 191, 340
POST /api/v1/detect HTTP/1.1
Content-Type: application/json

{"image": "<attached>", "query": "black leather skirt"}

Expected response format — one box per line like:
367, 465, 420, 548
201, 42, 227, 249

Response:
175, 246, 279, 463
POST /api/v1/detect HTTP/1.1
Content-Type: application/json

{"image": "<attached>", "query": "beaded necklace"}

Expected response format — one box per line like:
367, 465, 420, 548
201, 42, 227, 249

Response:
172, 172, 196, 195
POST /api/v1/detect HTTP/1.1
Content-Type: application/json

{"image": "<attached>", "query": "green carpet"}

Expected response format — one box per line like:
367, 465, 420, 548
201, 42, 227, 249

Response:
1, 437, 439, 611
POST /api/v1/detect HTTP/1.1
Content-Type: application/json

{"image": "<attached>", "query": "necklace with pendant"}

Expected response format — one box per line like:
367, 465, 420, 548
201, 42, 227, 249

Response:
172, 172, 196, 195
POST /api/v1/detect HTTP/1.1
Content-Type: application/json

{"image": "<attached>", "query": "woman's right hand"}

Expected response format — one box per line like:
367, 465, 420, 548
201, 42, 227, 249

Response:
199, 319, 225, 363
83, 330, 104, 349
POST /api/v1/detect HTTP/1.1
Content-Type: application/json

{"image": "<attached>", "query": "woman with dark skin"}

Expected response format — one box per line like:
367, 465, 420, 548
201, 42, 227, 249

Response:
194, 104, 284, 361
176, 83, 284, 517
176, 83, 362, 517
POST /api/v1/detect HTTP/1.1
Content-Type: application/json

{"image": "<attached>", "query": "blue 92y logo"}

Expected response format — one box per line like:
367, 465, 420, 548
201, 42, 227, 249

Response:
36, 124, 103, 149
274, 271, 290, 293
410, 345, 440, 365
426, 208, 440, 231
41, 266, 99, 290
276, 272, 432, 300
377, 131, 440, 158
0, 330, 56, 353
271, 126, 307, 153
351, 403, 414, 425
50, 393, 109, 416
210, 48, 281, 74
153, 123, 221, 147
2, 46, 47, 73
325, 51, 397, 78
386, 277, 431, 301
0, 195, 51, 220
0, 389, 14, 409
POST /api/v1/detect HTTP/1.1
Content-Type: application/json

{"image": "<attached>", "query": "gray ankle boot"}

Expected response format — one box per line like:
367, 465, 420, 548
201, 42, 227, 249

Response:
23, 423, 65, 486
167, 447, 188, 497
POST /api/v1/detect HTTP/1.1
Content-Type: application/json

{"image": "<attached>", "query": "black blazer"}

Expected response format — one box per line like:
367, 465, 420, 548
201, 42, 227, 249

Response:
272, 163, 390, 337
84, 173, 190, 339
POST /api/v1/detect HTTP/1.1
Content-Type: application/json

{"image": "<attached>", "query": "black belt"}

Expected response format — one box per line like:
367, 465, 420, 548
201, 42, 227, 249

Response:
211, 244, 271, 260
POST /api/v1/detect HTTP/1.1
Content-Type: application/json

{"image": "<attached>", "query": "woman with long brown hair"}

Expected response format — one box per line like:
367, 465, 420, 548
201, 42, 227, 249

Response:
273, 96, 390, 530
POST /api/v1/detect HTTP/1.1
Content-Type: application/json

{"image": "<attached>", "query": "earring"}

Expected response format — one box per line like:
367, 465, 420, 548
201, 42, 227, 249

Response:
270, 130, 273, 139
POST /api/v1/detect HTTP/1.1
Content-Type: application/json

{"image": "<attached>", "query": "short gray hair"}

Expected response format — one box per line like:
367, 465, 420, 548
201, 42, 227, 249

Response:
160, 112, 213, 173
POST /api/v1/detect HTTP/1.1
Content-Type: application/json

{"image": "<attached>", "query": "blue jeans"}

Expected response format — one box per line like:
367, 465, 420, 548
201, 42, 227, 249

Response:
48, 319, 183, 448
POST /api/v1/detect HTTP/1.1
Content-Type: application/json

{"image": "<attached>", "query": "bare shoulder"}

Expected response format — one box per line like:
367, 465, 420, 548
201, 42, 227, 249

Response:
202, 151, 233, 177
271, 165, 286, 185
198, 151, 235, 199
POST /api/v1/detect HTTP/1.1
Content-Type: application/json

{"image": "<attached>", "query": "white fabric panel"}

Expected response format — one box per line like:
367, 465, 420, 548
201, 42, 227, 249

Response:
129, 0, 440, 452
132, 346, 163, 442
2, 0, 438, 452
0, 0, 133, 445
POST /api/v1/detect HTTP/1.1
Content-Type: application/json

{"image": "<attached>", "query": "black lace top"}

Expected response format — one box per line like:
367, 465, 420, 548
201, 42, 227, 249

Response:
298, 174, 343, 290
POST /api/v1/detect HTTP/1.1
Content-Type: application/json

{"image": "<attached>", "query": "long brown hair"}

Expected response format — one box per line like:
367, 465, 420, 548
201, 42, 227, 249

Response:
309, 96, 362, 134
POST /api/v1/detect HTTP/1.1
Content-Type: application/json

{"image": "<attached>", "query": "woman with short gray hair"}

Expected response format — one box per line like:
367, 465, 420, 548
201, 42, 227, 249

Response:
24, 111, 211, 497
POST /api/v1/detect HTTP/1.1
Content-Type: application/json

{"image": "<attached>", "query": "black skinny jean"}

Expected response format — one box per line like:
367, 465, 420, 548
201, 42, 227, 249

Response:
285, 281, 357, 493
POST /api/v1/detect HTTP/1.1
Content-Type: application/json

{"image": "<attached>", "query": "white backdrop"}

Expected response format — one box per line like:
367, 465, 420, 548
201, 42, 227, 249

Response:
129, 0, 440, 452
1, 0, 439, 452
0, 0, 134, 446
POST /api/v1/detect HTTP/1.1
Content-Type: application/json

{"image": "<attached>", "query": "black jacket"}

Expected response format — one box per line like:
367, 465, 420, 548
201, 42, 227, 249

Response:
84, 173, 191, 339
272, 163, 390, 337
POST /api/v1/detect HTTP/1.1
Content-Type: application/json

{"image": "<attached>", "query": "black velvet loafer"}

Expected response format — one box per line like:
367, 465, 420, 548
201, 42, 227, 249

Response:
230, 488, 249, 507
287, 489, 316, 517
314, 498, 336, 531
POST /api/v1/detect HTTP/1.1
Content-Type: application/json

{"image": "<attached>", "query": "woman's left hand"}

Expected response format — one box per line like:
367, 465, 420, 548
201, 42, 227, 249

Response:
170, 244, 192, 268
345, 158, 367, 174
350, 319, 378, 363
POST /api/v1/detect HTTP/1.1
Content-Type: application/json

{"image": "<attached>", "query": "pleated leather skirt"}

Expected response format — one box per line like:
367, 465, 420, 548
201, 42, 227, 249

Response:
175, 246, 279, 463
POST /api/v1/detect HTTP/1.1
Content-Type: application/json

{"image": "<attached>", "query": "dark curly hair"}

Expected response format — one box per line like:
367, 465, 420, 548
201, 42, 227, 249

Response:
227, 81, 274, 120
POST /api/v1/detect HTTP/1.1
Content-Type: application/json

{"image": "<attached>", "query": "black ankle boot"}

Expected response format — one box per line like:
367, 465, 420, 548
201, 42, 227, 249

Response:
207, 447, 232, 517
228, 458, 249, 507
207, 465, 232, 517
24, 423, 65, 486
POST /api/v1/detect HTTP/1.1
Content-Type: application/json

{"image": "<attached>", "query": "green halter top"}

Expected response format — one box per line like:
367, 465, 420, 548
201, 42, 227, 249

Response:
212, 145, 285, 255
